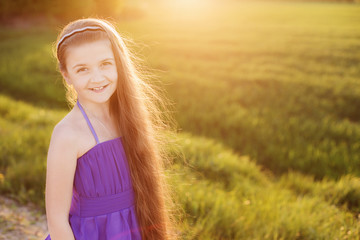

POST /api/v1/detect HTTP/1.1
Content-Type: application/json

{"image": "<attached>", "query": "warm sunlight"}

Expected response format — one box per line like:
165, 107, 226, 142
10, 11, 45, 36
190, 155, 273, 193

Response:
170, 0, 210, 9
160, 0, 217, 20
2, 0, 360, 238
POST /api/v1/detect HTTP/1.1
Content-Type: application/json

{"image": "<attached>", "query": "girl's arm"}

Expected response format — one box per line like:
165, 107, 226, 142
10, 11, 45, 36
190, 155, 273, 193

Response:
45, 123, 78, 240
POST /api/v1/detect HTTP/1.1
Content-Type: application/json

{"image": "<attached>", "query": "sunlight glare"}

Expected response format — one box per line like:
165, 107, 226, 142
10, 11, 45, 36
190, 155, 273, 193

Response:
162, 0, 216, 20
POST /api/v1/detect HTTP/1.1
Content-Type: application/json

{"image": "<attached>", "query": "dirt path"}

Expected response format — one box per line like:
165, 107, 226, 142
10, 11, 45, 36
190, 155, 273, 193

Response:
0, 196, 48, 240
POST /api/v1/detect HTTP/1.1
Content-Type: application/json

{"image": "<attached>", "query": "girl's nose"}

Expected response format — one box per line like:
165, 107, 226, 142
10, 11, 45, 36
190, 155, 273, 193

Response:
91, 68, 105, 82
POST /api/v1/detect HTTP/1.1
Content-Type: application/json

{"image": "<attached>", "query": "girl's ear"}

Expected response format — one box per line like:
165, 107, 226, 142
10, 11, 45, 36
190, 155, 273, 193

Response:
61, 70, 72, 86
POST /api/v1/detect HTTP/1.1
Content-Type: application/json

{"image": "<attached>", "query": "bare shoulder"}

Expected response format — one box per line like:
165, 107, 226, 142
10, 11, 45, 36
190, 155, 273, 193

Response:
48, 105, 96, 161
51, 121, 77, 150
47, 109, 81, 164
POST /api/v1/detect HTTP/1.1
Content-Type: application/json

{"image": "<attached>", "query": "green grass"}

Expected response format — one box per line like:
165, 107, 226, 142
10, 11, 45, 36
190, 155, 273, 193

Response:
0, 95, 65, 203
0, 25, 65, 108
1, 94, 360, 239
2, 1, 359, 179
143, 1, 360, 180
1, 0, 360, 238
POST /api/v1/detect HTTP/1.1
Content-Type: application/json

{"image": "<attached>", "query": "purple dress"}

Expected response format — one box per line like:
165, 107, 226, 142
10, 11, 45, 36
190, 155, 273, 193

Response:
45, 100, 142, 240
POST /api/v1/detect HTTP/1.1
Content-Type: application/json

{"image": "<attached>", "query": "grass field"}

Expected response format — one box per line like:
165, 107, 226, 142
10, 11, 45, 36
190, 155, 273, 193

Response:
1, 0, 360, 238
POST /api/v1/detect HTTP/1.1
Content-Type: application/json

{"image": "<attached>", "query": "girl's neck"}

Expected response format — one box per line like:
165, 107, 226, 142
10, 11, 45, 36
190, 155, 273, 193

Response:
77, 98, 112, 121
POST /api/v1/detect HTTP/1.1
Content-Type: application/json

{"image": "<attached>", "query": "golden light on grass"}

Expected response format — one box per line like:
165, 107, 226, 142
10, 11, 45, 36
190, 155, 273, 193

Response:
158, 0, 217, 20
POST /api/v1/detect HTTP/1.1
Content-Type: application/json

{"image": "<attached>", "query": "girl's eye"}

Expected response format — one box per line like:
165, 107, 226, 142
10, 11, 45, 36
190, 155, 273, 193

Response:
77, 68, 87, 73
102, 62, 112, 66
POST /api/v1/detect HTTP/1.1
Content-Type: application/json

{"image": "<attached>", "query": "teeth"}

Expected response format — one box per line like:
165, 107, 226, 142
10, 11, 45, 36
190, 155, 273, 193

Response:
92, 86, 104, 91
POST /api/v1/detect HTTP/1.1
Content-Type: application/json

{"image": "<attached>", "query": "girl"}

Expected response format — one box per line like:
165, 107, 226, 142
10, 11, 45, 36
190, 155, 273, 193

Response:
44, 18, 179, 240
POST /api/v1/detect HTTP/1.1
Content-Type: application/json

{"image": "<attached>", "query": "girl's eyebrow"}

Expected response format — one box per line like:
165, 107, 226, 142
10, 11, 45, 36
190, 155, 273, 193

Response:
72, 63, 86, 69
100, 58, 114, 62
72, 58, 115, 70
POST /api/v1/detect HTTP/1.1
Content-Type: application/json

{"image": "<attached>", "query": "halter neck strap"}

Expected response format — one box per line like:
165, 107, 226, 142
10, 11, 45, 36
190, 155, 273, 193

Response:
76, 100, 100, 144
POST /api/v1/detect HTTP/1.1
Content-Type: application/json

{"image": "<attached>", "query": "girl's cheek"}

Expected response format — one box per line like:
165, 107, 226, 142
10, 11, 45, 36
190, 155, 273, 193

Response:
111, 70, 118, 79
105, 68, 118, 79
76, 76, 91, 86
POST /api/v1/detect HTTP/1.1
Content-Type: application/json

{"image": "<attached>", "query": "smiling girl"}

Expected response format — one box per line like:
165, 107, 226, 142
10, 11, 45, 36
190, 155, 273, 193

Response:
44, 18, 179, 240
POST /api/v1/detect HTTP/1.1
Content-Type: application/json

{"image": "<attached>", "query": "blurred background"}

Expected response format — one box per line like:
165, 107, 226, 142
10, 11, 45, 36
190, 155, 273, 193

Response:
0, 0, 360, 239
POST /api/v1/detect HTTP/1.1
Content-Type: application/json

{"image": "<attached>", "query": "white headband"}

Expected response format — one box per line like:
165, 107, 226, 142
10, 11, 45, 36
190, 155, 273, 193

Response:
56, 26, 104, 51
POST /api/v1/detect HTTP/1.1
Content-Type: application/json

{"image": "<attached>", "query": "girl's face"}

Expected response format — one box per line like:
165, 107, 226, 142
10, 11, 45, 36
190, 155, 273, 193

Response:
62, 38, 118, 104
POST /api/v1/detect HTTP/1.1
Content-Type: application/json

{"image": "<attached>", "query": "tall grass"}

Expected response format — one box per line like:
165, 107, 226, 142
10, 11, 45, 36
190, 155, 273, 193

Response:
1, 1, 359, 179
1, 1, 360, 238
1, 95, 360, 239
124, 1, 360, 179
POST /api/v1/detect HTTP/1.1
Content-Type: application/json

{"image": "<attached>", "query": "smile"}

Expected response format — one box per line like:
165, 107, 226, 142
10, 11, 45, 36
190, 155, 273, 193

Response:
90, 84, 109, 92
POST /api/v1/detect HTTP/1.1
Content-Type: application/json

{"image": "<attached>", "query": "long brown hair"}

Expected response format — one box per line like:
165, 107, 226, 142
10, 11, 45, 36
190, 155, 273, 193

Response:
53, 18, 181, 239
